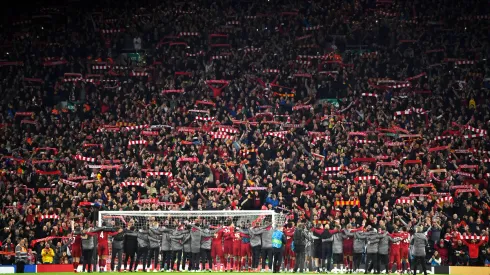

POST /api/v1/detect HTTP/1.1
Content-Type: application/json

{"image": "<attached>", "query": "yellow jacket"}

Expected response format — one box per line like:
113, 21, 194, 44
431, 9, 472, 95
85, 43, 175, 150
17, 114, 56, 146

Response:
41, 248, 55, 263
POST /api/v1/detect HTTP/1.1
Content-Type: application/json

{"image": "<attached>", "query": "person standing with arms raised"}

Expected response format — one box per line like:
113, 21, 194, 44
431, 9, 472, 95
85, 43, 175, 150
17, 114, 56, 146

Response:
411, 226, 428, 275
249, 221, 267, 271
260, 222, 274, 272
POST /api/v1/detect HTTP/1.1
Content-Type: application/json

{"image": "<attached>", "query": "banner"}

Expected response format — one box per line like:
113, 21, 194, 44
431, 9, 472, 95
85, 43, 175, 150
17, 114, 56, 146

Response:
450, 266, 488, 275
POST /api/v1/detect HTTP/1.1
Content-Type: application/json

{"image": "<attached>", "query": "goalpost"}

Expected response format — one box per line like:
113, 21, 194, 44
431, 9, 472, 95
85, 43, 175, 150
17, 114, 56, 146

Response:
98, 210, 285, 228
98, 210, 287, 271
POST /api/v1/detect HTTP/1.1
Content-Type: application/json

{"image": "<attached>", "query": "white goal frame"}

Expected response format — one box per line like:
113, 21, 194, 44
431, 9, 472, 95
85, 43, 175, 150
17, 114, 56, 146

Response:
98, 210, 280, 228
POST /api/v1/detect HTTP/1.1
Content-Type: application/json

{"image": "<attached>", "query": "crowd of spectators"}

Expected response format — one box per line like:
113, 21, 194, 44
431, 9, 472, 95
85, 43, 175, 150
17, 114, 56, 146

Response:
1, 0, 490, 268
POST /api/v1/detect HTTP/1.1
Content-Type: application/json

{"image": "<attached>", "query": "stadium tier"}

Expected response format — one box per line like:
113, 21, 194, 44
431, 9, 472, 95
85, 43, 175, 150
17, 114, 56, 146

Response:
0, 0, 490, 274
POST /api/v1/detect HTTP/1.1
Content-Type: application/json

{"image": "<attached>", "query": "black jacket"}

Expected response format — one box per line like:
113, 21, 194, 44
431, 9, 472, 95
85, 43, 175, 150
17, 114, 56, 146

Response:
124, 230, 138, 252
112, 231, 125, 250
293, 229, 308, 247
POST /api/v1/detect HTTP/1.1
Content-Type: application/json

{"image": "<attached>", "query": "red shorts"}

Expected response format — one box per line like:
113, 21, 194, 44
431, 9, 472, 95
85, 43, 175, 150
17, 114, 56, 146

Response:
390, 251, 400, 262
223, 240, 234, 255
284, 245, 295, 257
240, 243, 251, 257
400, 248, 409, 259
98, 243, 109, 257
211, 243, 223, 258
233, 244, 241, 256
72, 246, 81, 258
343, 244, 353, 256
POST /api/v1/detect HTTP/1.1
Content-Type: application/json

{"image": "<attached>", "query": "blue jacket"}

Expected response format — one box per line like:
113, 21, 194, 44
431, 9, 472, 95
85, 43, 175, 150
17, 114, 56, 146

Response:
265, 197, 279, 208
272, 230, 286, 249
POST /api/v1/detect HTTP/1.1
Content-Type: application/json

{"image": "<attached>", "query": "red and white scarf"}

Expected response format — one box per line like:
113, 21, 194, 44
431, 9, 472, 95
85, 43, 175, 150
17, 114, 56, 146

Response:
324, 167, 341, 173
73, 155, 96, 162
195, 116, 215, 121
124, 125, 149, 131
146, 171, 173, 178
361, 93, 378, 98
128, 140, 148, 146
121, 182, 145, 187
354, 176, 379, 184
265, 132, 286, 139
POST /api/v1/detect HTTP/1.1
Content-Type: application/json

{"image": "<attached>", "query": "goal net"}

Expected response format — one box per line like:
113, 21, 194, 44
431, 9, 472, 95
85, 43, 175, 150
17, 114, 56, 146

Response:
99, 210, 286, 229
97, 210, 287, 271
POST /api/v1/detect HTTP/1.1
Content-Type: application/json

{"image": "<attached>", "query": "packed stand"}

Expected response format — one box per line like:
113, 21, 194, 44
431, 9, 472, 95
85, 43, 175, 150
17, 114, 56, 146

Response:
1, 0, 490, 271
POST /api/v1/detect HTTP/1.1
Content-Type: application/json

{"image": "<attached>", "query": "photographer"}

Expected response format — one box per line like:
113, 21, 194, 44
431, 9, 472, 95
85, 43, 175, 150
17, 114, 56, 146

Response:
428, 251, 442, 266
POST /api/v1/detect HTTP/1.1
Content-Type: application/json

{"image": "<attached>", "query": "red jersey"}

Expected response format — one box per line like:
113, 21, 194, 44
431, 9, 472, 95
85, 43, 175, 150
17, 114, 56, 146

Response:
222, 226, 235, 242
233, 232, 241, 247
389, 233, 402, 251
399, 232, 411, 249
284, 227, 295, 247
97, 231, 110, 246
212, 229, 224, 244
73, 234, 82, 248
343, 235, 354, 247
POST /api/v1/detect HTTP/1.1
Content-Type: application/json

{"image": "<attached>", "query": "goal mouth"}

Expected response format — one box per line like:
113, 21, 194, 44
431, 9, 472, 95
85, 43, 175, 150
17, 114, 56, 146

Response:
99, 210, 286, 229
95, 210, 288, 272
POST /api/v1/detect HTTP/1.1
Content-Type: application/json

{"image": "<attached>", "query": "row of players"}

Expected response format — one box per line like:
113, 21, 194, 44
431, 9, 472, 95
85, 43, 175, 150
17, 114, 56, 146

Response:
70, 219, 420, 274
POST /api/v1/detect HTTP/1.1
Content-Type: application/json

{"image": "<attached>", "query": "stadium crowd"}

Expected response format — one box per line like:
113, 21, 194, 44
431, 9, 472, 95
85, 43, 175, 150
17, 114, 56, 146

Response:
1, 0, 490, 273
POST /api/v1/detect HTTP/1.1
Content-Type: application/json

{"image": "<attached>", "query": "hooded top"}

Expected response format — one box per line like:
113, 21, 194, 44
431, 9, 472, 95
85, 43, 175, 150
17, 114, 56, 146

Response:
182, 231, 191, 252
137, 230, 149, 248
260, 225, 274, 249
332, 231, 346, 254
353, 232, 367, 254
249, 225, 267, 247
410, 232, 428, 257
111, 230, 126, 250
170, 228, 189, 251
357, 231, 382, 253
81, 234, 95, 250
148, 226, 161, 249
200, 227, 221, 250
150, 227, 172, 251
190, 226, 203, 253
378, 231, 399, 255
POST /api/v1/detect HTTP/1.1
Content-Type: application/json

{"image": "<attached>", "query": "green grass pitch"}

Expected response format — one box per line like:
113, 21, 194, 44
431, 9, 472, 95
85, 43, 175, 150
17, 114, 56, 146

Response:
25, 273, 432, 275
